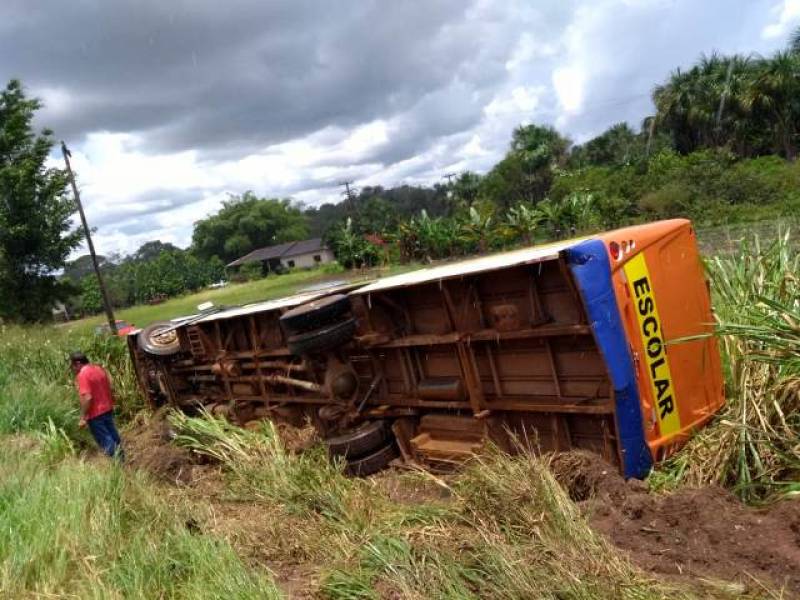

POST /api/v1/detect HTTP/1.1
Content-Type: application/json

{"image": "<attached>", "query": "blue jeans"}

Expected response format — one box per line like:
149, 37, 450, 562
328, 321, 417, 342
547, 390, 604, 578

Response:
88, 411, 124, 460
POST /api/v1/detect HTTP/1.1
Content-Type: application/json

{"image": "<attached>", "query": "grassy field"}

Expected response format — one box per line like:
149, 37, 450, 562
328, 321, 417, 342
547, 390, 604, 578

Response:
65, 266, 350, 334
694, 217, 800, 256
64, 263, 422, 336
0, 319, 687, 598
1, 234, 797, 597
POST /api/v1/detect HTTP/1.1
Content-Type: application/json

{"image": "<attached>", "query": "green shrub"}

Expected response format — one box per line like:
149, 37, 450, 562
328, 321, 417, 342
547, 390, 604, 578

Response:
239, 261, 266, 280
638, 181, 695, 218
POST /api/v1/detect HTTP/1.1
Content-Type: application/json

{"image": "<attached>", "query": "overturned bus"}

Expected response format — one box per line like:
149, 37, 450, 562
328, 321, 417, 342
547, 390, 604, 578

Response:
128, 219, 724, 478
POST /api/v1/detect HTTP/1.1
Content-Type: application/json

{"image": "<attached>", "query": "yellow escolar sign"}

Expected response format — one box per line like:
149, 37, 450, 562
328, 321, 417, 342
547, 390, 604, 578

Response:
624, 253, 681, 436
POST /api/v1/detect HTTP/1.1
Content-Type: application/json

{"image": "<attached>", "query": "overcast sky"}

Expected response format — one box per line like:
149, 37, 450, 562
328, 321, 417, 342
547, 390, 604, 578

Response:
2, 0, 798, 256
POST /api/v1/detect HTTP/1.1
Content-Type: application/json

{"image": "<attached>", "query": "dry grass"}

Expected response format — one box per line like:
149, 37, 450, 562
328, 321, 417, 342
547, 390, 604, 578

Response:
169, 412, 697, 599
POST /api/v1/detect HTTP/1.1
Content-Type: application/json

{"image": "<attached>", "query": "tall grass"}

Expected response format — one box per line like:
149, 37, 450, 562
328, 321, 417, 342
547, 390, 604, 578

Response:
0, 325, 143, 442
1, 231, 796, 596
0, 322, 287, 597
0, 436, 280, 598
657, 232, 800, 500
170, 412, 686, 599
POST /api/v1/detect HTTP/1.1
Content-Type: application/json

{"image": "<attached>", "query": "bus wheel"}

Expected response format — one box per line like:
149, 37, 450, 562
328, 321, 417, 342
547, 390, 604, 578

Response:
343, 443, 398, 477
280, 294, 351, 336
287, 318, 356, 356
324, 420, 391, 460
138, 321, 181, 356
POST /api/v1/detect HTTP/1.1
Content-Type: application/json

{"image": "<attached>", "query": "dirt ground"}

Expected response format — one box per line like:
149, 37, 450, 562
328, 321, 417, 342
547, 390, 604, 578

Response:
124, 411, 199, 484
550, 451, 800, 595
124, 417, 800, 597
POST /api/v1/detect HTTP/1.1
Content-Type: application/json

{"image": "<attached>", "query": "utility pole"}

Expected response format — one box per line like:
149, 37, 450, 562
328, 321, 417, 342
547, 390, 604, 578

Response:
61, 142, 117, 334
339, 180, 356, 211
442, 172, 457, 185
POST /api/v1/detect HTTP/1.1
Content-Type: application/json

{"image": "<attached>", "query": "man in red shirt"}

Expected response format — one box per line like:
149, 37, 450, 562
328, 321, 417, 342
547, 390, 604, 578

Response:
70, 351, 123, 459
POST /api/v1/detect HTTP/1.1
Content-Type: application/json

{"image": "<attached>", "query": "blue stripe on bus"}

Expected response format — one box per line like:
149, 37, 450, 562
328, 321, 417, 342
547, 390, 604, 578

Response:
564, 239, 652, 479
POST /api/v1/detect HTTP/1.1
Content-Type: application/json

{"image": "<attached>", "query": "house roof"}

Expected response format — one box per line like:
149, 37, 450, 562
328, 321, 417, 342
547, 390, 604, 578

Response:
227, 238, 327, 267
283, 238, 325, 258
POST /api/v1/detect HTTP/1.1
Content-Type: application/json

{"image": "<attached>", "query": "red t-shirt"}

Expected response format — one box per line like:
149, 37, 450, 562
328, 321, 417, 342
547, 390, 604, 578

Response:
76, 364, 115, 420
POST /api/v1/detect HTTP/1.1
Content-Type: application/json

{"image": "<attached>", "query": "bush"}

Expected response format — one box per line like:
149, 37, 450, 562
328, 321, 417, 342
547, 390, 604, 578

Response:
239, 261, 266, 281
552, 148, 800, 227
638, 182, 694, 218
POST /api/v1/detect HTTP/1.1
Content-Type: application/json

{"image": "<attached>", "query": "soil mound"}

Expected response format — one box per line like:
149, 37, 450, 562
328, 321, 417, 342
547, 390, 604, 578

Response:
551, 451, 800, 594
123, 411, 198, 484
549, 450, 640, 502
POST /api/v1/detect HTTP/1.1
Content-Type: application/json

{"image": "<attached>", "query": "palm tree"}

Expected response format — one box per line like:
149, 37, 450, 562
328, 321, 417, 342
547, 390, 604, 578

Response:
654, 53, 766, 157
653, 67, 700, 153
746, 51, 800, 159
789, 26, 800, 55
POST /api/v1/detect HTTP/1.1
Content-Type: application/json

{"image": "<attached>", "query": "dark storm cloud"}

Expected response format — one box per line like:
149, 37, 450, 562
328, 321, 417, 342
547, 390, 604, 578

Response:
1, 0, 485, 152
90, 188, 205, 228
2, 0, 796, 257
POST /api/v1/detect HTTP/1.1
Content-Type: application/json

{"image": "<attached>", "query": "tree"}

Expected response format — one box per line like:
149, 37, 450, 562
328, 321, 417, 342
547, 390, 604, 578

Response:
746, 51, 800, 159
505, 203, 542, 245
327, 217, 380, 268
449, 171, 482, 208
481, 124, 570, 208
570, 123, 644, 168
131, 240, 180, 263
64, 254, 111, 281
510, 124, 570, 170
0, 80, 81, 321
457, 203, 497, 254
789, 25, 800, 55
192, 192, 308, 263
350, 196, 399, 234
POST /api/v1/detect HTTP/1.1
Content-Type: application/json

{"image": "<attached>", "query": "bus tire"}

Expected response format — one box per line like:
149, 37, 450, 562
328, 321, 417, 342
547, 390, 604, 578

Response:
287, 318, 356, 356
344, 443, 398, 477
138, 321, 181, 356
280, 294, 351, 336
324, 421, 390, 460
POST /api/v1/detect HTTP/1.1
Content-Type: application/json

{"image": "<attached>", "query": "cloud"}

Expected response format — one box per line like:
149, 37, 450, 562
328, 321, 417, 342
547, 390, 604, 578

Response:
763, 0, 800, 38
2, 0, 791, 256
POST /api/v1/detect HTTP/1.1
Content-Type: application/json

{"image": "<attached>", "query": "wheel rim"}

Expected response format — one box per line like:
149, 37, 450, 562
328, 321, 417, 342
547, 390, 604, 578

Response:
149, 327, 178, 349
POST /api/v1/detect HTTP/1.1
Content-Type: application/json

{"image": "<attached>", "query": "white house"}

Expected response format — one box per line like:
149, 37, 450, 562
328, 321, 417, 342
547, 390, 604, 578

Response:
227, 238, 335, 272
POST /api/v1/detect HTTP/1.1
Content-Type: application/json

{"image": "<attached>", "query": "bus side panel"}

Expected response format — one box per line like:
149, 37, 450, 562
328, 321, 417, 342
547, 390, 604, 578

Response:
610, 222, 725, 458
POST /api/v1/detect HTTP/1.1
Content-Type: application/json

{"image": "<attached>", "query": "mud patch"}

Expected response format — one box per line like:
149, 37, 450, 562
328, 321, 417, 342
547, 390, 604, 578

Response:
123, 411, 198, 484
552, 451, 800, 594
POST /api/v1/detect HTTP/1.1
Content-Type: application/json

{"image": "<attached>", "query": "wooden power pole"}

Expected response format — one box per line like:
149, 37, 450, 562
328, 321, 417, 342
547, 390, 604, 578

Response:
61, 142, 117, 334
339, 180, 356, 212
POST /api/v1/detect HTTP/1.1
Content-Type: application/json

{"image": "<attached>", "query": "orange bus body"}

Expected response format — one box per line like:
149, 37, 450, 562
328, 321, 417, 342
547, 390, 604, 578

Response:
598, 219, 725, 461
129, 219, 725, 478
